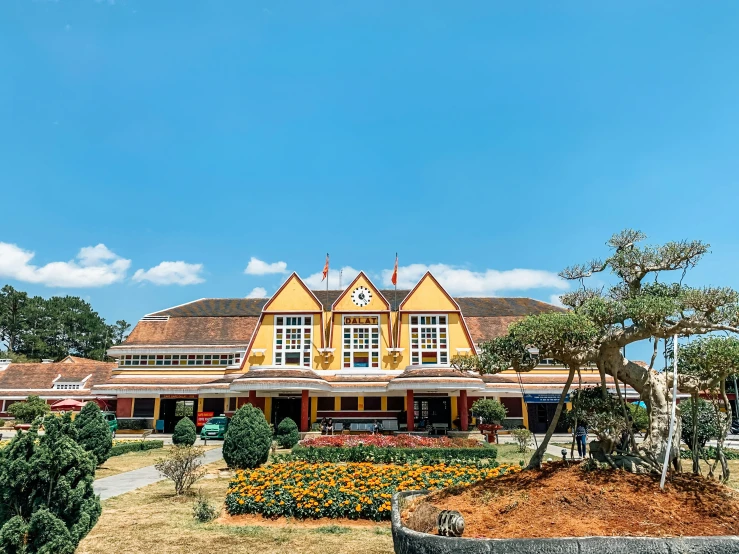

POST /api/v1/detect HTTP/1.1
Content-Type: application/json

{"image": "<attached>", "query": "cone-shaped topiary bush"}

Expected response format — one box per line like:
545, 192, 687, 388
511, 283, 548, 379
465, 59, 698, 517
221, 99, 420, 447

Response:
223, 404, 272, 469
172, 417, 197, 446
0, 413, 101, 554
74, 401, 113, 466
276, 417, 300, 449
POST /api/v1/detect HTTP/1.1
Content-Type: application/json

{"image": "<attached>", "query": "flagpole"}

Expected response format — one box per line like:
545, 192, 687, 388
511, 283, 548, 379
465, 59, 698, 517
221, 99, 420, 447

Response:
325, 253, 329, 312
394, 253, 398, 346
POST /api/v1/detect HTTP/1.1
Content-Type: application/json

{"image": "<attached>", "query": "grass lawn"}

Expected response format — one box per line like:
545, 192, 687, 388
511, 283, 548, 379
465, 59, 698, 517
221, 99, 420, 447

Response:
494, 443, 530, 466
95, 445, 220, 480
79, 461, 394, 554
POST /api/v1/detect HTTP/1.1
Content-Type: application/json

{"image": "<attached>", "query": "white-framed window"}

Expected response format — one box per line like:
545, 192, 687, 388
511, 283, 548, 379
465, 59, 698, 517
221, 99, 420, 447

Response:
119, 353, 242, 367
342, 315, 380, 368
274, 315, 313, 367
409, 314, 449, 365
54, 383, 81, 390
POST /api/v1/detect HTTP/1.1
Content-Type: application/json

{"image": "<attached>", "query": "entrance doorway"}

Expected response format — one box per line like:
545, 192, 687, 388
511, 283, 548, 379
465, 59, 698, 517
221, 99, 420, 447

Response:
414, 397, 450, 429
271, 396, 302, 427
526, 403, 570, 434
160, 398, 197, 433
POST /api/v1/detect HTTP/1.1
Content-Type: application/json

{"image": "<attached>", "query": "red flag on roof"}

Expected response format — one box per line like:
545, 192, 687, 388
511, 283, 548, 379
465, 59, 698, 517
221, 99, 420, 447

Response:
321, 254, 329, 282
391, 253, 398, 286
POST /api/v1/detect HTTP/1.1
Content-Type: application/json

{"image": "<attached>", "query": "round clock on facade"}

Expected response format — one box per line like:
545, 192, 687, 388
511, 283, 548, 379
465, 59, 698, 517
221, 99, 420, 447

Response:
351, 286, 372, 307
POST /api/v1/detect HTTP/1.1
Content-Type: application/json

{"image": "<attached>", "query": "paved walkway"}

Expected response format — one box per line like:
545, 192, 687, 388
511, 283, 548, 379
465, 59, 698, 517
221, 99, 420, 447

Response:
94, 447, 223, 501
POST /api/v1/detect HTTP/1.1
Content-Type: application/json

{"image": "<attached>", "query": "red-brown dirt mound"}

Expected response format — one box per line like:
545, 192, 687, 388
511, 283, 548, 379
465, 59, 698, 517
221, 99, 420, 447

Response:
405, 462, 739, 539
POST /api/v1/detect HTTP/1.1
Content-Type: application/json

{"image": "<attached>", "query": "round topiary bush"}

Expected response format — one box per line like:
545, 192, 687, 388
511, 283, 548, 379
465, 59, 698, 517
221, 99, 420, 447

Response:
172, 417, 197, 446
276, 417, 300, 449
471, 398, 507, 425
223, 404, 272, 469
74, 401, 113, 466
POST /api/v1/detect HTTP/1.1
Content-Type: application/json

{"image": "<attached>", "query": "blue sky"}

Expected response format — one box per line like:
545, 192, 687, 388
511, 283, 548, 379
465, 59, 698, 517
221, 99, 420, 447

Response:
2, 1, 739, 363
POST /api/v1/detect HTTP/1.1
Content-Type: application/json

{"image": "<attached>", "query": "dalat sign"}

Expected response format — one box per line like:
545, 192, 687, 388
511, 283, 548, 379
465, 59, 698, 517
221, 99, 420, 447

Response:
344, 317, 378, 325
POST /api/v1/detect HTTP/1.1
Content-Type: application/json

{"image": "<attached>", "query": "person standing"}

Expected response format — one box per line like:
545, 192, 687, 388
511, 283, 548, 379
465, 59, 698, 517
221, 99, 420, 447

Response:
575, 423, 588, 458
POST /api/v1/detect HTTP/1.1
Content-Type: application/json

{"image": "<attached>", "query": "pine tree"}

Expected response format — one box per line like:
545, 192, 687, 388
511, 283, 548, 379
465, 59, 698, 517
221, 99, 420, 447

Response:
172, 417, 197, 447
222, 404, 272, 469
0, 413, 101, 554
74, 401, 113, 466
276, 417, 300, 449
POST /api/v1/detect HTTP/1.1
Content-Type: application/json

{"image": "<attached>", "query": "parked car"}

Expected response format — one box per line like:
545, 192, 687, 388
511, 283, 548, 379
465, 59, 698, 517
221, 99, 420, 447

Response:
200, 416, 229, 440
102, 411, 118, 437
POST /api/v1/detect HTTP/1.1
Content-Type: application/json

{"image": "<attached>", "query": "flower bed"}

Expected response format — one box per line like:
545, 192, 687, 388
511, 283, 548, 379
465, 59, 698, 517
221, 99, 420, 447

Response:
285, 444, 496, 464
225, 461, 520, 521
299, 434, 481, 449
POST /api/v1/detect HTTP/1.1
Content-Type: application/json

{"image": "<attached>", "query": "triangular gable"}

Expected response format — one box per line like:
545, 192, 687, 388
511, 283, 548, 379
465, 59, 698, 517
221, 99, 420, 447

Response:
332, 272, 391, 312
399, 272, 460, 312
262, 273, 323, 312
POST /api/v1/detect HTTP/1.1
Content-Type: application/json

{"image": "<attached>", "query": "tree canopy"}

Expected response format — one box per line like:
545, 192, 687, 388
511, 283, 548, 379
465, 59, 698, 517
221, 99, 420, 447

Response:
0, 284, 130, 361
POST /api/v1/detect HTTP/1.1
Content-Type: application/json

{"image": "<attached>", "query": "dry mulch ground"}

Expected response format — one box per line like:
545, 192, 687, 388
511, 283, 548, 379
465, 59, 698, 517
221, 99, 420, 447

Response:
405, 461, 739, 539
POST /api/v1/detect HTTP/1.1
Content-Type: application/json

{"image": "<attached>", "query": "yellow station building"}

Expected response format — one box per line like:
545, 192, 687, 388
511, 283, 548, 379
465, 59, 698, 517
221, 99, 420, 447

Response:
101, 271, 624, 433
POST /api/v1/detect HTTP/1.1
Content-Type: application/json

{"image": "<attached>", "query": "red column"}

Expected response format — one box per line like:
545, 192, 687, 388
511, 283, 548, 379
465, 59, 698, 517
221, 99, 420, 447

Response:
406, 389, 414, 431
248, 390, 257, 406
459, 390, 469, 431
301, 390, 310, 432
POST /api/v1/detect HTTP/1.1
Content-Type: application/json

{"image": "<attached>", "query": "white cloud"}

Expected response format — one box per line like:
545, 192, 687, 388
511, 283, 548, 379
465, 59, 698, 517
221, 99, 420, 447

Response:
244, 257, 288, 275
246, 287, 268, 298
132, 261, 204, 285
379, 263, 568, 296
0, 242, 130, 287
303, 266, 361, 290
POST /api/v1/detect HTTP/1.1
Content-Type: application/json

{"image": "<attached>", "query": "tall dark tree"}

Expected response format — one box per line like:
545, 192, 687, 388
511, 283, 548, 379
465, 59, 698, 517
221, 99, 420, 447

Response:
111, 320, 131, 345
0, 414, 101, 553
0, 285, 28, 352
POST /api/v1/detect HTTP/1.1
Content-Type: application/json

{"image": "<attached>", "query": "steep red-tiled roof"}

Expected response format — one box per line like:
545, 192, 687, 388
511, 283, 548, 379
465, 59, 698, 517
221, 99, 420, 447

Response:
0, 360, 115, 391
123, 317, 257, 346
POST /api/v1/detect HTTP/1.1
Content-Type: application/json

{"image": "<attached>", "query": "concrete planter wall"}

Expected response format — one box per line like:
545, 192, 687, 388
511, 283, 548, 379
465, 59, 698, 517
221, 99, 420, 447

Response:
391, 491, 739, 554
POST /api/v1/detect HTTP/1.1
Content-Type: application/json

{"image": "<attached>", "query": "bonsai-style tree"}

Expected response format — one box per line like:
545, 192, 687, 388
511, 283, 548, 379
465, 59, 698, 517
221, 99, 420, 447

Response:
172, 417, 197, 447
470, 398, 507, 425
7, 395, 50, 424
0, 413, 101, 554
454, 230, 739, 471
74, 401, 113, 466
222, 404, 272, 469
275, 417, 300, 449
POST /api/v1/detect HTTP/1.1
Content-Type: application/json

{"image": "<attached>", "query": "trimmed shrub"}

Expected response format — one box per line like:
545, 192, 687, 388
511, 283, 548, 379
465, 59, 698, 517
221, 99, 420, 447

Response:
74, 402, 113, 466
276, 417, 300, 449
155, 446, 205, 495
110, 440, 164, 457
471, 398, 507, 424
281, 444, 497, 465
6, 395, 50, 424
172, 418, 197, 446
680, 446, 739, 460
680, 397, 727, 450
116, 418, 151, 431
192, 494, 218, 523
0, 414, 100, 554
222, 404, 272, 469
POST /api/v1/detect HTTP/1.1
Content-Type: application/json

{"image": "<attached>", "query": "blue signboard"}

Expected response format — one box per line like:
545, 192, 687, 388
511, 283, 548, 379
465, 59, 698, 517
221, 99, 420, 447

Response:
524, 393, 570, 404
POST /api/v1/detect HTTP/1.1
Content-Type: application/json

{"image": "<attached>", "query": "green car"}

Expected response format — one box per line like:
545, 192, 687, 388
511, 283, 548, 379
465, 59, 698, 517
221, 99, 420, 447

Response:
102, 412, 118, 436
200, 416, 229, 440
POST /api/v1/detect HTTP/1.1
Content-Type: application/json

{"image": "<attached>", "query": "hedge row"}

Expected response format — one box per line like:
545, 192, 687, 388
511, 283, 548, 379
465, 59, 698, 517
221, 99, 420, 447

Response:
116, 418, 153, 430
680, 446, 739, 461
281, 444, 497, 464
110, 440, 164, 457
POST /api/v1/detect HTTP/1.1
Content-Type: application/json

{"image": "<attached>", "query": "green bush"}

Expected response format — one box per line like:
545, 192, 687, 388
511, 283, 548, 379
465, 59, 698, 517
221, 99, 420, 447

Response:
282, 444, 497, 465
223, 404, 272, 469
680, 397, 727, 450
680, 446, 739, 460
74, 402, 113, 466
276, 417, 300, 449
192, 494, 219, 523
471, 398, 507, 424
0, 414, 100, 554
6, 395, 50, 424
172, 418, 197, 446
109, 440, 164, 457
116, 418, 151, 430
510, 428, 533, 452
